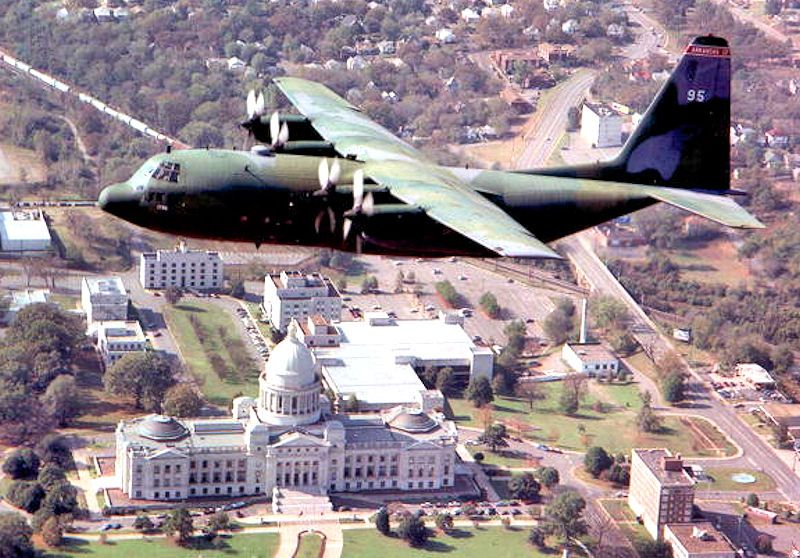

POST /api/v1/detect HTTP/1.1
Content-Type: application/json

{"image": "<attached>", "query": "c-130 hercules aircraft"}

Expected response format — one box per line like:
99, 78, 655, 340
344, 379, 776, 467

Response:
99, 36, 762, 259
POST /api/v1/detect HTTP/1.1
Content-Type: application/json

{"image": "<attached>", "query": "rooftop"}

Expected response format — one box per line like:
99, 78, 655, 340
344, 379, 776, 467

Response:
0, 210, 51, 242
9, 289, 50, 311
665, 523, 735, 554
98, 320, 145, 342
84, 276, 126, 296
633, 449, 694, 487
584, 101, 621, 118
566, 342, 618, 362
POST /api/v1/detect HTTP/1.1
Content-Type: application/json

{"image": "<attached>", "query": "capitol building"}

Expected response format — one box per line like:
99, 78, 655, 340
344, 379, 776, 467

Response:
114, 325, 458, 503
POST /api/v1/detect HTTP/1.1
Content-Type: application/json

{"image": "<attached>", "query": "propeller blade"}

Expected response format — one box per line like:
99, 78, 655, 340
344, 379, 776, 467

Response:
352, 169, 364, 210
270, 111, 280, 145
329, 159, 341, 185
278, 122, 289, 145
255, 91, 265, 116
327, 207, 336, 234
362, 192, 375, 216
246, 90, 257, 119
318, 159, 329, 190
343, 218, 352, 241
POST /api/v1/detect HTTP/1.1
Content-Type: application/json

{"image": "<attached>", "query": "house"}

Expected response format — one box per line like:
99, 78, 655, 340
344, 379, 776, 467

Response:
581, 102, 623, 148
766, 128, 791, 148
500, 88, 533, 113
763, 149, 784, 169
607, 23, 625, 38
93, 7, 114, 22
381, 90, 399, 103
346, 55, 369, 71
538, 42, 575, 64
543, 0, 561, 11
377, 40, 396, 54
561, 19, 579, 34
435, 28, 457, 44
356, 41, 379, 56
500, 4, 514, 17
227, 57, 246, 72
461, 7, 480, 22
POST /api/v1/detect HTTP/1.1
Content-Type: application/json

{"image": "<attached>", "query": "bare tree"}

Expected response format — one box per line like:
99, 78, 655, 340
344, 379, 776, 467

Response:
515, 382, 544, 411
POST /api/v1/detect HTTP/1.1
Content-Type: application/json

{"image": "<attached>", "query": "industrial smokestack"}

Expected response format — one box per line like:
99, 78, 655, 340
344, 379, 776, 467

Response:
579, 298, 588, 344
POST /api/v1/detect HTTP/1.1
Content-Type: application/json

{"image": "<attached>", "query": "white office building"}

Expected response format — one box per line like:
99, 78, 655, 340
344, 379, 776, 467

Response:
562, 342, 619, 376
0, 210, 52, 252
312, 312, 494, 411
97, 320, 147, 369
263, 271, 342, 332
581, 102, 623, 148
81, 276, 128, 328
114, 325, 457, 503
139, 241, 223, 290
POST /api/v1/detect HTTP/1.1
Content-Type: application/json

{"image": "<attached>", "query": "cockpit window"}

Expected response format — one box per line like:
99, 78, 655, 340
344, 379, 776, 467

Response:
151, 161, 181, 183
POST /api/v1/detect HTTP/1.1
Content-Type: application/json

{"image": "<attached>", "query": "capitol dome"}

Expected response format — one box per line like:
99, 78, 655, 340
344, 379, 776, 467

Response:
263, 323, 317, 389
258, 322, 321, 427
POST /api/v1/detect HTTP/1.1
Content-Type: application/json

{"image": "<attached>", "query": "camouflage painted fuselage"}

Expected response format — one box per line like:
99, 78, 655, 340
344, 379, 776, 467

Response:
99, 148, 652, 257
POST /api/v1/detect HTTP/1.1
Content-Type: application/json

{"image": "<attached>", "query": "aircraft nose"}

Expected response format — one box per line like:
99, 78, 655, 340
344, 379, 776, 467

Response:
98, 182, 139, 212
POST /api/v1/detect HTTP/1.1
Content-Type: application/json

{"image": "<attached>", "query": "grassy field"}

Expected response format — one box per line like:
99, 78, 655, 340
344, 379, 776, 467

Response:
700, 468, 776, 493
296, 532, 324, 558
48, 533, 279, 557
342, 527, 553, 558
668, 241, 752, 287
164, 301, 259, 405
450, 381, 734, 457
623, 351, 659, 382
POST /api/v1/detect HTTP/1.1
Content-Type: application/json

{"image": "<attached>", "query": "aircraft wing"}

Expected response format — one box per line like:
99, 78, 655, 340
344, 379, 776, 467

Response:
273, 76, 427, 163
364, 160, 561, 259
636, 185, 764, 229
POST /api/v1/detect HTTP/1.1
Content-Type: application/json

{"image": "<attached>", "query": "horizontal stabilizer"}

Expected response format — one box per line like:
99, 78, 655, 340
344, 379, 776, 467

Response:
639, 186, 765, 229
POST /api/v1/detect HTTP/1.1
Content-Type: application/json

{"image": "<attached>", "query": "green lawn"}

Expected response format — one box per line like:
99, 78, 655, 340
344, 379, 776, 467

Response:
296, 532, 324, 558
450, 381, 734, 457
49, 533, 279, 557
164, 301, 259, 405
342, 527, 553, 558
700, 468, 776, 493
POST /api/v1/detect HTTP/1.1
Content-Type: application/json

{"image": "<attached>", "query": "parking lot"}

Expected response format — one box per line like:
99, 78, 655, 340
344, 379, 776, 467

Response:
341, 256, 568, 347
234, 304, 270, 362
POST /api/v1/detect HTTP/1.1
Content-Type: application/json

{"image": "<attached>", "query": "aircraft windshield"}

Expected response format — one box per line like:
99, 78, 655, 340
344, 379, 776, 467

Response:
151, 161, 181, 183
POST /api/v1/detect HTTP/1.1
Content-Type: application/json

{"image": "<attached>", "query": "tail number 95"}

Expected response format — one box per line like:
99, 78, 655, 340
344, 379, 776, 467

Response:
686, 89, 707, 102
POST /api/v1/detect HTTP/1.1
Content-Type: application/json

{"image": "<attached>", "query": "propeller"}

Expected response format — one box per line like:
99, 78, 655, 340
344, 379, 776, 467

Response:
246, 90, 257, 119
317, 158, 341, 194
269, 111, 289, 148
342, 169, 374, 249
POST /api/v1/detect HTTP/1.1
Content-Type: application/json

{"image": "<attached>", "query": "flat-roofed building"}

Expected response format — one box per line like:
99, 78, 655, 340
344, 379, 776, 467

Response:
97, 320, 146, 369
263, 271, 342, 332
82, 276, 128, 327
312, 312, 492, 411
0, 210, 51, 252
628, 449, 695, 539
562, 342, 619, 376
581, 102, 623, 148
1, 289, 50, 324
735, 363, 776, 390
139, 241, 223, 291
663, 523, 736, 558
295, 315, 340, 348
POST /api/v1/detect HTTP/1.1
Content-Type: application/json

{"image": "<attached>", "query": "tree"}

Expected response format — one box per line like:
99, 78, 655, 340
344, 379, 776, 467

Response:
559, 386, 580, 416
516, 382, 544, 411
163, 508, 193, 544
608, 464, 630, 485
2, 449, 40, 479
754, 534, 773, 554
434, 512, 453, 532
661, 372, 686, 403
544, 308, 573, 344
41, 482, 79, 516
207, 511, 231, 535
105, 352, 176, 411
435, 367, 458, 396
360, 275, 379, 294
637, 394, 662, 433
509, 472, 541, 502
567, 106, 581, 131
397, 512, 428, 548
746, 493, 759, 507
635, 539, 673, 558
36, 434, 71, 468
584, 446, 613, 478
42, 374, 79, 426
0, 513, 34, 558
544, 491, 587, 541
345, 394, 359, 412
37, 464, 66, 491
528, 526, 547, 548
133, 514, 154, 532
41, 515, 63, 547
479, 423, 508, 452
164, 286, 182, 305
6, 481, 45, 513
465, 376, 493, 407
374, 507, 390, 535
536, 466, 560, 489
394, 270, 405, 293
229, 279, 246, 299
479, 292, 500, 318
765, 0, 782, 15
162, 384, 203, 417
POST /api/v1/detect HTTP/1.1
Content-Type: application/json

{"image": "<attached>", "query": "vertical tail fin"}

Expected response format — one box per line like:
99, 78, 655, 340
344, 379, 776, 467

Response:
616, 35, 731, 190
519, 36, 732, 191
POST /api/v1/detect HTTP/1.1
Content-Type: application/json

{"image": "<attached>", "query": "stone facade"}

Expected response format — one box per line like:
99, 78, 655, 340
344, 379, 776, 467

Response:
139, 241, 223, 290
263, 271, 342, 332
115, 325, 457, 502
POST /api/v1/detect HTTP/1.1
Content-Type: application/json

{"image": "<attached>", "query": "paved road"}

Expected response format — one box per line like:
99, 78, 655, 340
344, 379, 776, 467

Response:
709, 0, 795, 48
